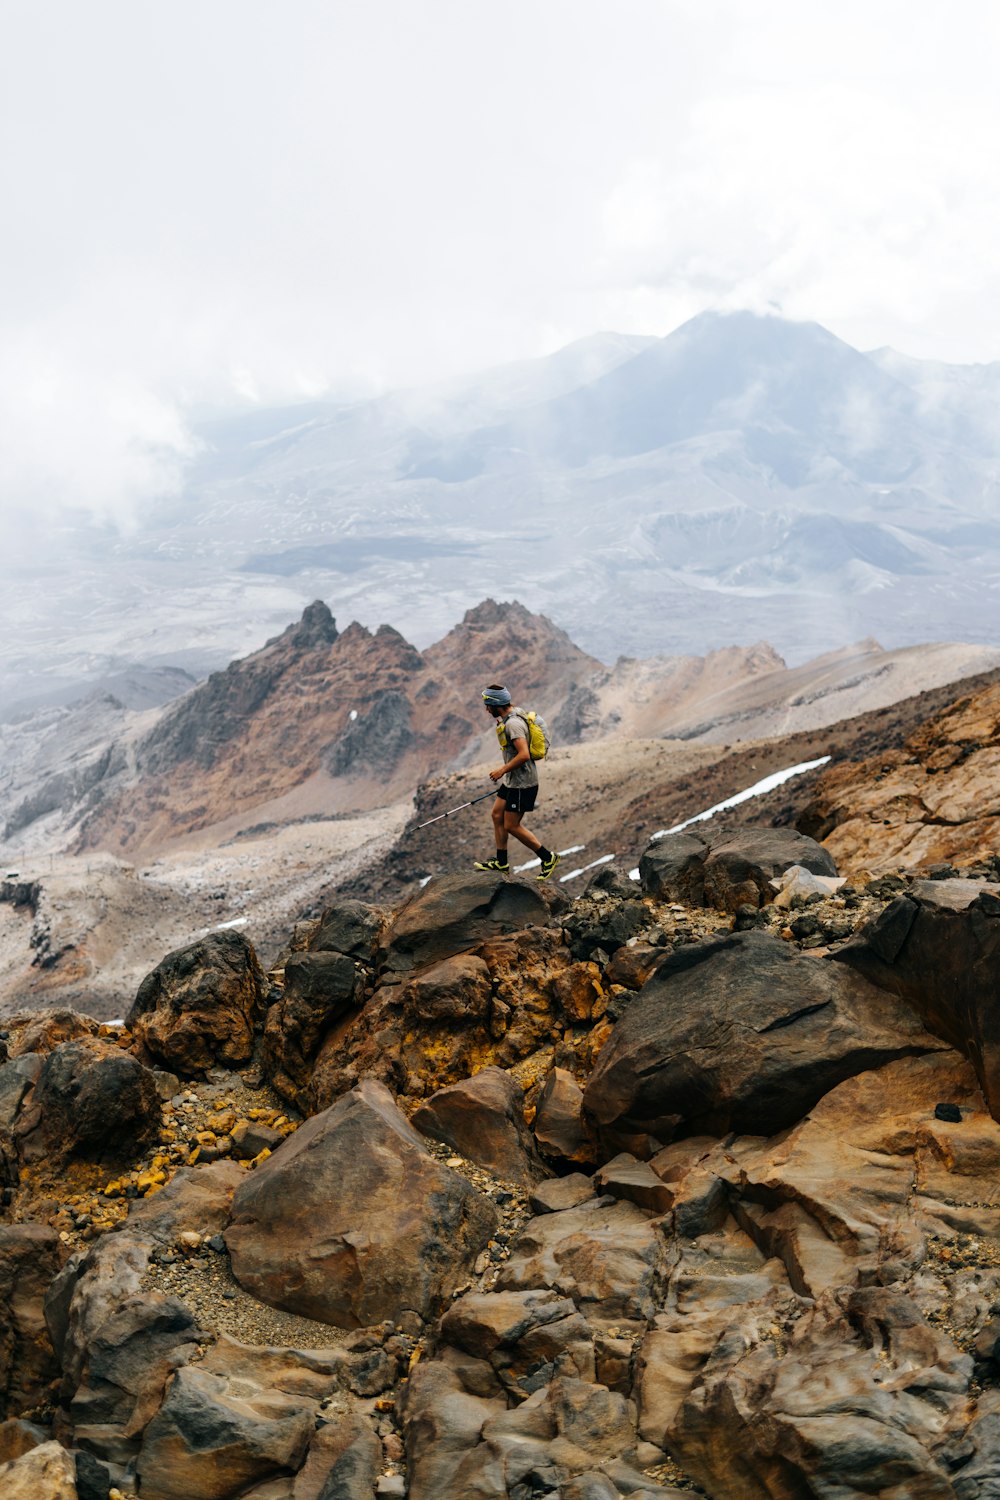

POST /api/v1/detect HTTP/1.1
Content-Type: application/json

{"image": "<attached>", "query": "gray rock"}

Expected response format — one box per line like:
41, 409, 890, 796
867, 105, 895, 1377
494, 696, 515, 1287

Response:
584, 931, 943, 1152
135, 1364, 313, 1500
638, 832, 708, 905
311, 898, 383, 960
263, 950, 364, 1107
379, 872, 549, 974
639, 827, 837, 912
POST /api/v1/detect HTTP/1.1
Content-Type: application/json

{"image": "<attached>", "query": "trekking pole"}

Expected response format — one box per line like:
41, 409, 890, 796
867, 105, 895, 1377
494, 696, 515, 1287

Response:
416, 789, 496, 829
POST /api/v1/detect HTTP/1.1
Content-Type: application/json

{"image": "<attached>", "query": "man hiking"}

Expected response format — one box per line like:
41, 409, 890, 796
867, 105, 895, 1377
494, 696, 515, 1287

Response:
474, 684, 560, 880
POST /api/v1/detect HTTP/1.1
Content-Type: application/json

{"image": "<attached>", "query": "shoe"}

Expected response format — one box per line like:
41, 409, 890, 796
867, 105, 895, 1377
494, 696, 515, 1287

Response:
474, 858, 509, 872
536, 852, 561, 881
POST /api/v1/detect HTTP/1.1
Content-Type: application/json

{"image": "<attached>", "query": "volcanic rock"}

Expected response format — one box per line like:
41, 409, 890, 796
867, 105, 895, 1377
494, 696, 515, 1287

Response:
583, 930, 944, 1153
533, 1068, 596, 1168
379, 871, 549, 974
0, 1224, 63, 1419
135, 1362, 313, 1500
639, 826, 837, 912
800, 679, 1000, 873
225, 1079, 498, 1327
15, 1038, 160, 1165
836, 880, 1000, 1118
0, 1440, 78, 1498
263, 950, 365, 1108
310, 898, 384, 960
127, 930, 266, 1075
497, 1198, 665, 1322
411, 1067, 549, 1186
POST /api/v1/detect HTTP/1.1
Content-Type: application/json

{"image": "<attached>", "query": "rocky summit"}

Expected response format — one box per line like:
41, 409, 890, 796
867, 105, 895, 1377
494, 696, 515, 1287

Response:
6, 702, 1000, 1496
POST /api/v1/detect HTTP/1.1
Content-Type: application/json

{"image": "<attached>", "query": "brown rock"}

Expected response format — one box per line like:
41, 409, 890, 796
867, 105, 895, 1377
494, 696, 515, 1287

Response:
533, 1068, 596, 1168
8, 1010, 100, 1057
0, 1441, 78, 1498
0, 1418, 47, 1464
230, 1121, 283, 1159
604, 944, 663, 990
0, 1225, 64, 1420
497, 1198, 665, 1321
528, 1174, 596, 1215
672, 1288, 970, 1499
836, 881, 1000, 1120
400, 952, 492, 1022
594, 1154, 675, 1215
135, 1363, 313, 1500
800, 681, 1000, 874
551, 962, 605, 1023
127, 930, 266, 1076
411, 1066, 549, 1186
226, 1079, 498, 1327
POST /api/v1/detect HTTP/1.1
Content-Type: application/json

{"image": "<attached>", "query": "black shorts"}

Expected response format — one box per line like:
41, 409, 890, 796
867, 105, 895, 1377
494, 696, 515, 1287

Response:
500, 784, 538, 814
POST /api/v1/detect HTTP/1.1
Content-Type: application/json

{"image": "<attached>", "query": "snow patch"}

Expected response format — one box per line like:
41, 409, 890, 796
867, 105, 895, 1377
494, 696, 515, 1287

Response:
650, 757, 831, 841
559, 853, 615, 884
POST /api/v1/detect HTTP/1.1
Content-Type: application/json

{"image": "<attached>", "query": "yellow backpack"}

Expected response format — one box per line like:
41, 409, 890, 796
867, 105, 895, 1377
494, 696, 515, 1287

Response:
496, 707, 550, 761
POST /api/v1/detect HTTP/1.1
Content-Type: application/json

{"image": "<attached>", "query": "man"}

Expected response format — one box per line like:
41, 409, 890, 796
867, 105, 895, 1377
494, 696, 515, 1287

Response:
474, 684, 560, 880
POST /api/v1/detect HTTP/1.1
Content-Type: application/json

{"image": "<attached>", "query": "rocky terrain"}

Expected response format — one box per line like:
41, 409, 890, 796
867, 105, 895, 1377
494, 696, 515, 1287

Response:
4, 658, 1000, 1498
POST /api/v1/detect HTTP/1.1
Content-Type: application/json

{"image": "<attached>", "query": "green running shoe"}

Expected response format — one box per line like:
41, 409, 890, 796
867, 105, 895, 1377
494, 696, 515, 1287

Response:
474, 858, 509, 872
536, 852, 561, 881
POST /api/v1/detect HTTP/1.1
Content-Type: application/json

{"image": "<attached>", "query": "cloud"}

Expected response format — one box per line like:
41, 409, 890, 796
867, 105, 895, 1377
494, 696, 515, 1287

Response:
1, 0, 999, 538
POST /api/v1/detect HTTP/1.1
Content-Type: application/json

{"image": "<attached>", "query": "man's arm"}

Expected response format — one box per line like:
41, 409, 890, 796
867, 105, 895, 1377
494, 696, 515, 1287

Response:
489, 736, 530, 782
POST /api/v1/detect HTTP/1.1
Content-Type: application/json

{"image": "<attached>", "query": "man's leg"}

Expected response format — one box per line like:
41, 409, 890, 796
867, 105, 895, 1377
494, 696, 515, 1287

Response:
504, 809, 542, 855
505, 809, 560, 880
473, 797, 512, 871
492, 797, 508, 854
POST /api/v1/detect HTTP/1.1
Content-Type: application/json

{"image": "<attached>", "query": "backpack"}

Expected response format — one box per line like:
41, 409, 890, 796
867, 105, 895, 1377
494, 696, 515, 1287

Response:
496, 707, 550, 760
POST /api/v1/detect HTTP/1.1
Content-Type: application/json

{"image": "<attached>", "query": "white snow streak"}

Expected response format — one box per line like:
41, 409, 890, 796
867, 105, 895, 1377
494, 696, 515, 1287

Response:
628, 756, 831, 880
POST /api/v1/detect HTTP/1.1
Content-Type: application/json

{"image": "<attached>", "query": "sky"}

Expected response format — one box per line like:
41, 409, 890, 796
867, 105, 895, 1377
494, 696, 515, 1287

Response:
2, 0, 1000, 530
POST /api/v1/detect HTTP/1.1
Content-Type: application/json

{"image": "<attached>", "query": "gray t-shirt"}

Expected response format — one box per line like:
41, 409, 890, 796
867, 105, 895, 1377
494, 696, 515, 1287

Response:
500, 711, 539, 792
501, 712, 539, 788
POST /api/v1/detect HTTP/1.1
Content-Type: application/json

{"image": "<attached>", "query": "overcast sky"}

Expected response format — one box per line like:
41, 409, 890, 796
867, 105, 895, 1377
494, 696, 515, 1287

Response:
2, 0, 1000, 528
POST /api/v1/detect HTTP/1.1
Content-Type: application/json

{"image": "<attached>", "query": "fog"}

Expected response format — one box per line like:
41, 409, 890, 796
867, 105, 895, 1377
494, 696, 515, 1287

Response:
2, 0, 1000, 541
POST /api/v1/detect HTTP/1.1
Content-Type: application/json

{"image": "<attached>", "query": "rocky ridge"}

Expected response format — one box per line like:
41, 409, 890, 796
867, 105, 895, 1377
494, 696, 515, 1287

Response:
5, 795, 1000, 1496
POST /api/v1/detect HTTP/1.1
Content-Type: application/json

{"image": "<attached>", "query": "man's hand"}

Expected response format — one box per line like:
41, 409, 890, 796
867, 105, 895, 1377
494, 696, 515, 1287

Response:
489, 766, 506, 782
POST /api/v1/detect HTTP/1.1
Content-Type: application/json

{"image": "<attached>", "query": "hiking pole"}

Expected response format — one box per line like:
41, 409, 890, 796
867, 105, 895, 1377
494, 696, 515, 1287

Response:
416, 789, 496, 829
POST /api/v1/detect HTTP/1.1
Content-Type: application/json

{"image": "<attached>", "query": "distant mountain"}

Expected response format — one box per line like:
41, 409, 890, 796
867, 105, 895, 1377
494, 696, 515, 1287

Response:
5, 594, 1000, 866
5, 312, 1000, 711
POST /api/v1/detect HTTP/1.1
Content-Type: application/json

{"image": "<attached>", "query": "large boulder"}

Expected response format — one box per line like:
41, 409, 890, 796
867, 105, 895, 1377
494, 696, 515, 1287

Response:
135, 1363, 313, 1500
15, 1039, 160, 1165
672, 1288, 971, 1499
0, 1224, 64, 1419
262, 951, 365, 1108
639, 827, 837, 912
584, 931, 944, 1153
379, 871, 549, 973
836, 880, 1000, 1119
127, 930, 266, 1075
411, 1066, 549, 1186
225, 1079, 498, 1328
310, 898, 383, 960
